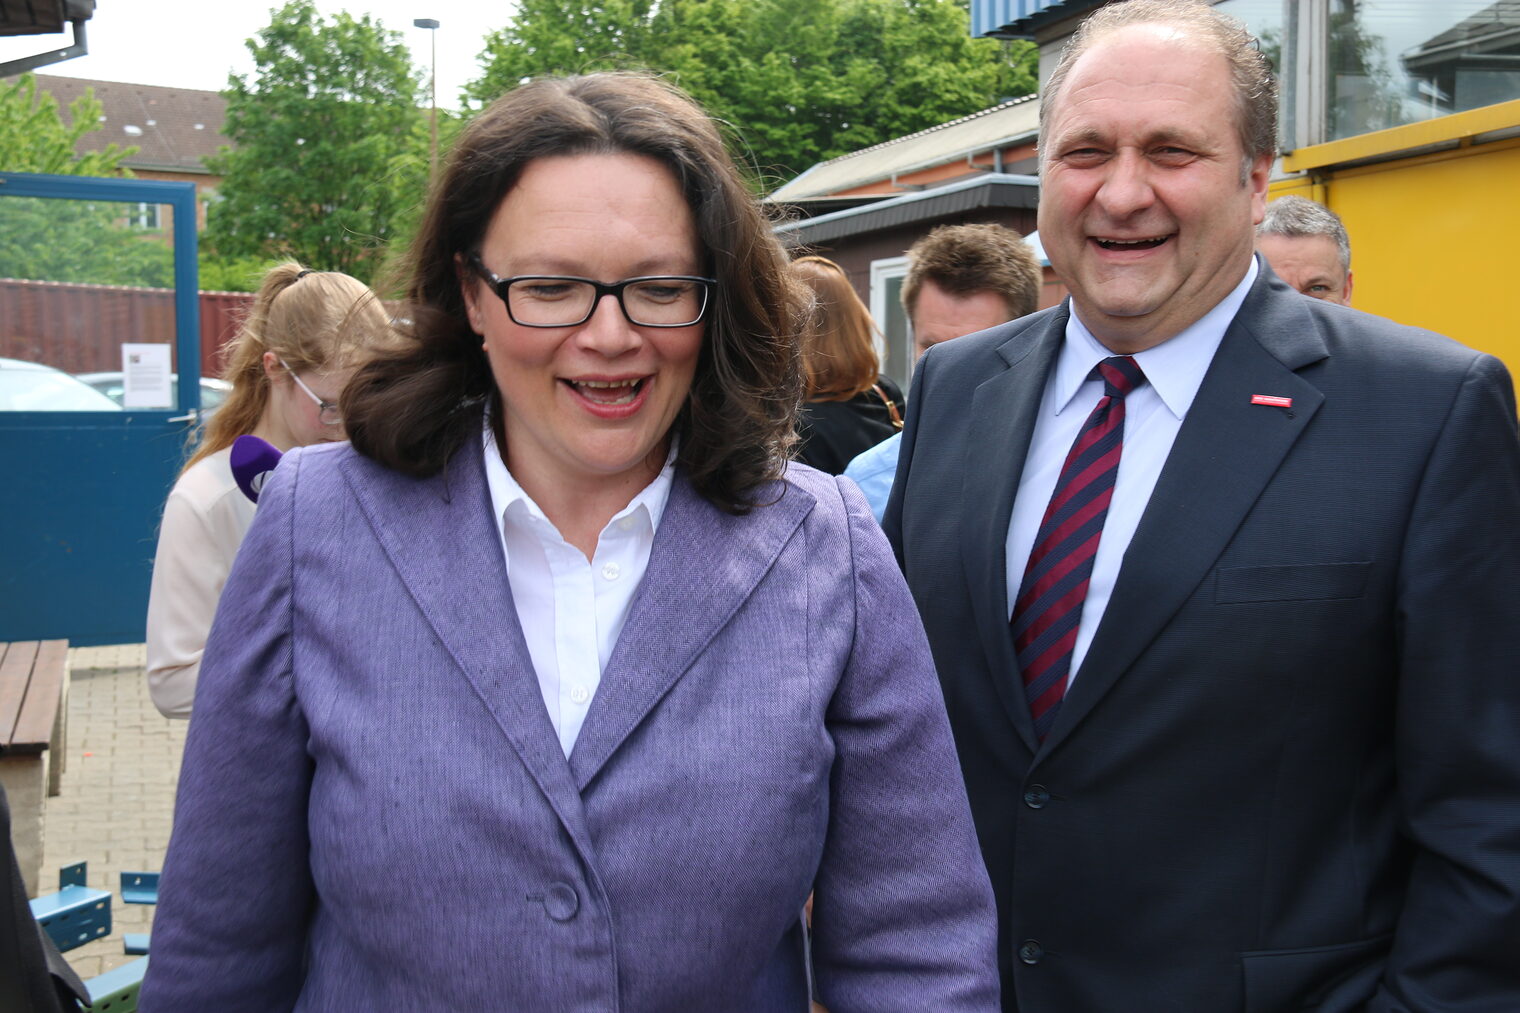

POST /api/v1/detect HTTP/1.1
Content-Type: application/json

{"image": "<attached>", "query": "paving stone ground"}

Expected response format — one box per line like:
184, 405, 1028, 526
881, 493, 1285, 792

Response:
41, 643, 185, 981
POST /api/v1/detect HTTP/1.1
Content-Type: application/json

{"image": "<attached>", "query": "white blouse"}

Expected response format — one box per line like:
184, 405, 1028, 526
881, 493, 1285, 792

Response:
481, 426, 675, 757
146, 446, 257, 718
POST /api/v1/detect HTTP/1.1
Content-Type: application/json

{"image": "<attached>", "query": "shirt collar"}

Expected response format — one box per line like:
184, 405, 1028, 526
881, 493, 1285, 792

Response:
1054, 257, 1259, 420
481, 414, 678, 537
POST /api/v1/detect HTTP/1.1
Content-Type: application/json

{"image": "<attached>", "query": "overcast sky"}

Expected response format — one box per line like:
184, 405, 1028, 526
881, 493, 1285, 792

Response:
0, 1, 515, 109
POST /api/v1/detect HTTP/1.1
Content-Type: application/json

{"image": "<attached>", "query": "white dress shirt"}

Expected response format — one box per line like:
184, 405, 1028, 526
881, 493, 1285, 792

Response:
1005, 259, 1258, 687
482, 425, 676, 757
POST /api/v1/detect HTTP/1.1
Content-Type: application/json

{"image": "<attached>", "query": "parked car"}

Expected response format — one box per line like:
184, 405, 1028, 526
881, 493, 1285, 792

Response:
0, 357, 124, 411
75, 372, 232, 414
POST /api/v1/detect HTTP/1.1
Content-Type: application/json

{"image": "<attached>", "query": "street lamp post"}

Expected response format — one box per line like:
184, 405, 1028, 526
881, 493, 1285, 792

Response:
413, 18, 440, 176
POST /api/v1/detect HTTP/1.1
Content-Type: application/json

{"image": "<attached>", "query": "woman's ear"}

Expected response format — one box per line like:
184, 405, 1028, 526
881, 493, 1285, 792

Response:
261, 351, 283, 381
455, 253, 484, 333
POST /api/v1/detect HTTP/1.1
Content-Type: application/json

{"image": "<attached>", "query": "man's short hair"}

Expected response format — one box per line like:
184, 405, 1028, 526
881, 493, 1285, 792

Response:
1257, 195, 1352, 272
1039, 0, 1278, 180
901, 224, 1042, 322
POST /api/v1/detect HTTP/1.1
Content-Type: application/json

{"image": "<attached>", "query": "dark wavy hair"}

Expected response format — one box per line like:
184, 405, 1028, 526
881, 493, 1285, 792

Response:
344, 72, 804, 513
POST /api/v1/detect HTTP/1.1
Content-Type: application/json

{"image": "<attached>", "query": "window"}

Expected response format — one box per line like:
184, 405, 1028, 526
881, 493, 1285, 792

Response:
128, 202, 161, 230
870, 256, 911, 390
1330, 0, 1520, 140
1273, 0, 1520, 147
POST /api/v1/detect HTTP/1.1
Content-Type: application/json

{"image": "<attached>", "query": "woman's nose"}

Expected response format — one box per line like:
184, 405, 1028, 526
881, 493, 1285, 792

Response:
574, 293, 643, 355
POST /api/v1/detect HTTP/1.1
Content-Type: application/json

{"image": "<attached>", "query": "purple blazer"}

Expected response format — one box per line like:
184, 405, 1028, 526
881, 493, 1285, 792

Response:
140, 438, 999, 1011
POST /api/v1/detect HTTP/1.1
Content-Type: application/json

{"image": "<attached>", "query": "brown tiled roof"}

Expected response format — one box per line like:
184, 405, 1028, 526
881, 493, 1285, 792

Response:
26, 74, 228, 173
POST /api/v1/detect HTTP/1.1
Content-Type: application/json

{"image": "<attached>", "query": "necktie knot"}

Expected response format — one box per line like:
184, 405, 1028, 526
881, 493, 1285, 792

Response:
1097, 355, 1145, 399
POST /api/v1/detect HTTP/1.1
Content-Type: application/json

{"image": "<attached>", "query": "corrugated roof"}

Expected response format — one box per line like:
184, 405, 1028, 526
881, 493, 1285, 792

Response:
769, 94, 1040, 201
774, 172, 1039, 245
973, 0, 1105, 38
28, 74, 227, 173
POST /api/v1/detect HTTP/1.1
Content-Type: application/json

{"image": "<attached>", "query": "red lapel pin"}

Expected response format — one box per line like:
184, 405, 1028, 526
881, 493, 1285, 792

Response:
1250, 394, 1293, 408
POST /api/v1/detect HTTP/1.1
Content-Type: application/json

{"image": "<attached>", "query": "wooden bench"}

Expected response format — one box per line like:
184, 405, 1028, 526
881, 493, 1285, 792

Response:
1, 639, 69, 898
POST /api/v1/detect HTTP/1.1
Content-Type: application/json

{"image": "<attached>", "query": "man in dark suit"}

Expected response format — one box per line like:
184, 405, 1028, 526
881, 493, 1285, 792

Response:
2, 784, 87, 1012
885, 2, 1520, 1010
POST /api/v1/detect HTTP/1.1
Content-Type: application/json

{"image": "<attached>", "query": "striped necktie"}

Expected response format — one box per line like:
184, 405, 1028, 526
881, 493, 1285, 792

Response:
1011, 355, 1146, 740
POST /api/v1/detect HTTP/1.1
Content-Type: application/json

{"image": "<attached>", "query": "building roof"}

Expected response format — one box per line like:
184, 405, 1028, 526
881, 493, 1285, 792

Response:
972, 0, 1105, 39
1405, 0, 1520, 67
769, 95, 1040, 201
28, 74, 227, 174
774, 172, 1039, 245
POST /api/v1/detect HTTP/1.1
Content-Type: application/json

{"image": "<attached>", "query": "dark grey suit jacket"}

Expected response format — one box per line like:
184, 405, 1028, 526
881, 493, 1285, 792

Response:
1, 784, 86, 1013
885, 262, 1520, 1012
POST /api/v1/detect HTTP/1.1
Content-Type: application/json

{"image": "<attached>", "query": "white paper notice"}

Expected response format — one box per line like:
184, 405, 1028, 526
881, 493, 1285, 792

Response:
121, 343, 174, 409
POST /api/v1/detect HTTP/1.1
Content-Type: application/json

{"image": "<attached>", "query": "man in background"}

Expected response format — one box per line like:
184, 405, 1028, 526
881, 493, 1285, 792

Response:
844, 223, 1041, 519
1256, 194, 1354, 304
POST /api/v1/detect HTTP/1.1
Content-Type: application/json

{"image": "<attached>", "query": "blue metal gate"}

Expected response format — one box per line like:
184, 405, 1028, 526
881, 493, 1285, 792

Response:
0, 172, 201, 646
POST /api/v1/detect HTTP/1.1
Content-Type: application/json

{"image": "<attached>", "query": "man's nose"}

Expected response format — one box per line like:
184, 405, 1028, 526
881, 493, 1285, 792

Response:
1094, 150, 1156, 217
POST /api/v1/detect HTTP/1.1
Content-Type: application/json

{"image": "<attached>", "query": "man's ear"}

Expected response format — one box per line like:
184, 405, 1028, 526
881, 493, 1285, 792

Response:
1247, 153, 1273, 225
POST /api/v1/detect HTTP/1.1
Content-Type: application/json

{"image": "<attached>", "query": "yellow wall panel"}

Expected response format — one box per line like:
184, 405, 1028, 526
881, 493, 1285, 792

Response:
1317, 141, 1520, 377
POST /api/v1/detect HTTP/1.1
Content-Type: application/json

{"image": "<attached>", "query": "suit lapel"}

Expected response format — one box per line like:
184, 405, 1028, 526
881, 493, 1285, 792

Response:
339, 444, 595, 854
1042, 272, 1329, 751
568, 474, 815, 791
960, 308, 1068, 757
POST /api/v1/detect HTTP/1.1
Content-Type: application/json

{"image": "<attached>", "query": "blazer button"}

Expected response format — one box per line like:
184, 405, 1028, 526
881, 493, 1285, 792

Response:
1022, 785, 1050, 809
1018, 939, 1044, 965
543, 882, 579, 921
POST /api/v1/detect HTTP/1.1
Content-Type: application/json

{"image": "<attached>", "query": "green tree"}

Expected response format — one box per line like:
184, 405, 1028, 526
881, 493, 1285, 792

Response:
465, 0, 1036, 187
206, 0, 423, 282
0, 73, 136, 177
0, 74, 179, 287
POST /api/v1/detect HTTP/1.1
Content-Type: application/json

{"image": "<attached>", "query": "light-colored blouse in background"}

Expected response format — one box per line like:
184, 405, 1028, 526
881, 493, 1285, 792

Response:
146, 446, 256, 718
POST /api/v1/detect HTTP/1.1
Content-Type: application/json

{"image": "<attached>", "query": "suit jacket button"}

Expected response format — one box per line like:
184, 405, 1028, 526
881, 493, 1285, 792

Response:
544, 882, 579, 921
1018, 939, 1044, 964
1023, 785, 1050, 809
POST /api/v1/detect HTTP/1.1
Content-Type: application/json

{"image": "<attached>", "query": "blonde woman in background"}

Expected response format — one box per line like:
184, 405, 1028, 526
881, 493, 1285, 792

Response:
790, 255, 906, 474
145, 263, 389, 718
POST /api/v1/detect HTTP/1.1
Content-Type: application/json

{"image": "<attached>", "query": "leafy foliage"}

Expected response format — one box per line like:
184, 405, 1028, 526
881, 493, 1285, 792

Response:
464, 0, 1037, 187
205, 0, 423, 283
0, 73, 137, 177
0, 74, 179, 287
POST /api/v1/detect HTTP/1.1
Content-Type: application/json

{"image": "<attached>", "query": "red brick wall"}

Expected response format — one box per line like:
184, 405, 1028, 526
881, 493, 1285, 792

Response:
0, 278, 252, 377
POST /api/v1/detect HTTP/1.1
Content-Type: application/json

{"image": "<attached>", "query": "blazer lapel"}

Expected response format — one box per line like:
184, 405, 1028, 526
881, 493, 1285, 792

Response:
961, 308, 1068, 757
339, 445, 595, 854
568, 474, 815, 791
1042, 271, 1329, 751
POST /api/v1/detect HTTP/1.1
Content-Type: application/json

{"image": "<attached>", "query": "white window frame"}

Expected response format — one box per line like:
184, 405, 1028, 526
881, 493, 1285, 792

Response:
870, 255, 912, 388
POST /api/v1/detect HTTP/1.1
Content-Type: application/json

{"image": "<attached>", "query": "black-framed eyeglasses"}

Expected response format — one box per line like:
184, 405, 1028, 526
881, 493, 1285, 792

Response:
468, 252, 715, 328
278, 357, 342, 426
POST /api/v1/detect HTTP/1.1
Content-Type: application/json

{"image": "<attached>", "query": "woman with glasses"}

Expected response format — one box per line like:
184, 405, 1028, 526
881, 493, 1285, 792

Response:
142, 73, 998, 1012
144, 263, 389, 719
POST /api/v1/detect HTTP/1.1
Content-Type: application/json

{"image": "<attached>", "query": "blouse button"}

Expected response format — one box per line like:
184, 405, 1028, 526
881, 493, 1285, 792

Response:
601, 562, 621, 581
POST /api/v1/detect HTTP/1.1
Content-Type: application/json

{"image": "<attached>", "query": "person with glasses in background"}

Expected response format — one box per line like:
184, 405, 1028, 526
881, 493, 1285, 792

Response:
140, 73, 998, 1012
145, 263, 391, 719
